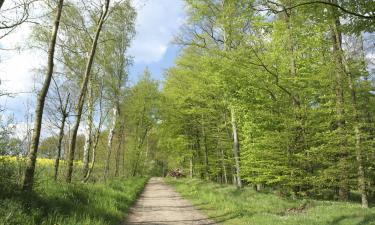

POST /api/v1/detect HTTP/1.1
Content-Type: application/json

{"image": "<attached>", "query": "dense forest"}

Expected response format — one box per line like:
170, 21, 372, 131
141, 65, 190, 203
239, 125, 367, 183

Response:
1, 1, 375, 223
161, 0, 375, 209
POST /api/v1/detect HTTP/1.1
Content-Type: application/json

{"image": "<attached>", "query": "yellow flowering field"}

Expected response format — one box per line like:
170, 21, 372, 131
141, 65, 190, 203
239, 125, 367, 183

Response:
0, 156, 83, 167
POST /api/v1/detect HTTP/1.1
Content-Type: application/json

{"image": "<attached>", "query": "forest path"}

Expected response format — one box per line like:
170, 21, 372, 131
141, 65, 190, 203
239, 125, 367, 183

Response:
125, 177, 216, 225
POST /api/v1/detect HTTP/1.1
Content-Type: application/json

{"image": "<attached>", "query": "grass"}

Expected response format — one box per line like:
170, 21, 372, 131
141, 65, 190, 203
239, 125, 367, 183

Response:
166, 178, 375, 225
0, 176, 148, 225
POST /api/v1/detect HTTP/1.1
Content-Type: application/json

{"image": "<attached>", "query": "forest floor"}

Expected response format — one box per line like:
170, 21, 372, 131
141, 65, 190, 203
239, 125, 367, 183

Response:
125, 177, 216, 225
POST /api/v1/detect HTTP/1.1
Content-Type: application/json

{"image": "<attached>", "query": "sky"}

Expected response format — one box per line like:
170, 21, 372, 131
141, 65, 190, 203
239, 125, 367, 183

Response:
0, 0, 186, 128
128, 0, 185, 83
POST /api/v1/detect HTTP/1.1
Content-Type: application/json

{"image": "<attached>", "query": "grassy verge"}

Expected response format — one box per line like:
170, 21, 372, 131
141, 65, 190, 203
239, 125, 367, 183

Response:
166, 178, 375, 225
0, 177, 148, 225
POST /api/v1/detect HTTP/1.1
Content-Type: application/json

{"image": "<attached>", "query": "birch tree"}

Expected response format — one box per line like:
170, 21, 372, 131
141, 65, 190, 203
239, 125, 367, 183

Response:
65, 0, 110, 183
22, 0, 64, 191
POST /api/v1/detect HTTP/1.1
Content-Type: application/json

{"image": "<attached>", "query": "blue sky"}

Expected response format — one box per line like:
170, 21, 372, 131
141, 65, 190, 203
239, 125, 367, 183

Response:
129, 45, 181, 82
127, 0, 185, 83
0, 0, 186, 135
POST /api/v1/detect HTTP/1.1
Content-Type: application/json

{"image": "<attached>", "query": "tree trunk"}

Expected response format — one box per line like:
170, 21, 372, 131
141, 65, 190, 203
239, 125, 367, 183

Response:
83, 90, 105, 183
189, 155, 193, 178
104, 107, 118, 180
114, 122, 125, 177
201, 116, 209, 180
65, 0, 110, 183
221, 147, 228, 184
330, 1, 348, 201
284, 5, 306, 194
22, 0, 64, 191
82, 83, 93, 178
54, 115, 66, 181
346, 52, 368, 208
230, 107, 242, 188
83, 126, 101, 183
53, 94, 69, 181
355, 125, 368, 208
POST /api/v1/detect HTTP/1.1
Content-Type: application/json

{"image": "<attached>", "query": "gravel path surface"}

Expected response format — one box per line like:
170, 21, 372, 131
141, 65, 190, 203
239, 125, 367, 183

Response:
125, 177, 216, 225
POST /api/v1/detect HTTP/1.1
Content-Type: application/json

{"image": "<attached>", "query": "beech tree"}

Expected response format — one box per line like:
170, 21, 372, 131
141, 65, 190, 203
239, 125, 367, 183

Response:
155, 0, 375, 207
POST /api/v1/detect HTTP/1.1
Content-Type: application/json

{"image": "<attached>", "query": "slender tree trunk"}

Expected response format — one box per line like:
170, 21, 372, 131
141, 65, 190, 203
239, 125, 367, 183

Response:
65, 0, 110, 183
53, 94, 69, 181
104, 107, 118, 180
195, 133, 204, 179
330, 2, 348, 200
22, 0, 64, 191
284, 6, 306, 196
133, 129, 149, 177
221, 1, 241, 189
122, 137, 126, 176
83, 85, 105, 183
82, 83, 93, 178
132, 146, 140, 177
201, 116, 209, 180
346, 51, 368, 208
83, 126, 101, 183
114, 122, 125, 177
230, 107, 242, 188
221, 147, 228, 184
132, 130, 148, 177
189, 155, 193, 178
54, 115, 66, 181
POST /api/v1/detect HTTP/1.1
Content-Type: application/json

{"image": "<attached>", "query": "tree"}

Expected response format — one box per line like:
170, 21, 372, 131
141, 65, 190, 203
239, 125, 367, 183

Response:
121, 69, 160, 177
0, 0, 38, 39
99, 1, 135, 180
65, 0, 110, 183
154, 0, 375, 207
22, 0, 64, 191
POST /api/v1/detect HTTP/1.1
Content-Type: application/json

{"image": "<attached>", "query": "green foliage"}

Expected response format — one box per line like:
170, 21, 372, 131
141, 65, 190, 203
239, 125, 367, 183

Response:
121, 69, 161, 177
156, 0, 375, 206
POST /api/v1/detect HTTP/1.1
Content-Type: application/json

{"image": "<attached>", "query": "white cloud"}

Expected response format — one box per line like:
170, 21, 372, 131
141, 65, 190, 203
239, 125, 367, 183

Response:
0, 51, 41, 94
0, 23, 40, 122
129, 0, 185, 63
0, 23, 38, 94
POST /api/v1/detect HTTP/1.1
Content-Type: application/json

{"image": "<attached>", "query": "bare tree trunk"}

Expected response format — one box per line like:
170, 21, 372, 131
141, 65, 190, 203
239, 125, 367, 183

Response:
22, 0, 64, 191
82, 83, 93, 178
189, 155, 193, 178
201, 116, 209, 180
54, 94, 70, 181
132, 129, 149, 177
122, 137, 126, 176
221, 147, 228, 184
141, 133, 149, 175
65, 0, 110, 183
104, 107, 118, 180
230, 107, 242, 188
83, 84, 105, 183
83, 126, 101, 183
114, 122, 124, 177
54, 115, 66, 181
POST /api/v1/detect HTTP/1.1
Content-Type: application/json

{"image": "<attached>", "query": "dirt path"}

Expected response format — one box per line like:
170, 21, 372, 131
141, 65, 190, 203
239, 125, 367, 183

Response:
125, 177, 216, 225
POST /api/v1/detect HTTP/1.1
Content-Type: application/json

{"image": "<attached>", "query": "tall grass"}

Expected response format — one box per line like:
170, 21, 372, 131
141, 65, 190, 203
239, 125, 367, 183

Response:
0, 157, 148, 225
167, 178, 375, 225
